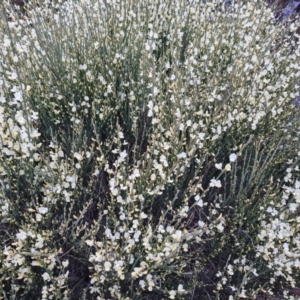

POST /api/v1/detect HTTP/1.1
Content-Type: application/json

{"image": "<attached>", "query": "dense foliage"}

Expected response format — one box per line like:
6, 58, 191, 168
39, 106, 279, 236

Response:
1, 0, 300, 299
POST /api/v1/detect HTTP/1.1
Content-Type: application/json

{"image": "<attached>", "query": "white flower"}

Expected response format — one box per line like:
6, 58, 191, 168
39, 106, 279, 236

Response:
42, 272, 51, 281
62, 260, 69, 268
225, 163, 231, 171
169, 290, 176, 299
238, 289, 247, 298
215, 163, 222, 170
16, 231, 27, 241
104, 261, 112, 271
139, 280, 146, 288
153, 87, 159, 96
36, 214, 42, 222
140, 212, 148, 219
118, 150, 127, 163
172, 230, 182, 242
216, 222, 224, 232
85, 239, 94, 246
229, 153, 237, 162
79, 64, 87, 70
31, 260, 41, 266
158, 225, 165, 233
8, 72, 18, 80
289, 203, 298, 212
3, 38, 11, 47
90, 276, 97, 284
210, 179, 222, 188
198, 132, 205, 140
74, 152, 83, 161
177, 152, 187, 159
178, 284, 185, 293
198, 220, 205, 227
195, 195, 203, 207
15, 111, 26, 125
14, 92, 23, 102
38, 207, 48, 215
147, 100, 153, 109
35, 234, 44, 249
133, 169, 140, 177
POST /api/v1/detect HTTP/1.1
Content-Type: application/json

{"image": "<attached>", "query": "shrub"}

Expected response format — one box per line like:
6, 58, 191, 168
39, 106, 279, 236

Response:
1, 0, 300, 299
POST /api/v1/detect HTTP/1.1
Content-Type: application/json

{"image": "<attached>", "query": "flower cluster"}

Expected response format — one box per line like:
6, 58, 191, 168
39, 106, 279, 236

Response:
1, 0, 300, 299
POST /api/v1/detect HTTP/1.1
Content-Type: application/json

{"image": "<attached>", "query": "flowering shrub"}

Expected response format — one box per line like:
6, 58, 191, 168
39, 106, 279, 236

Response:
1, 0, 300, 299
